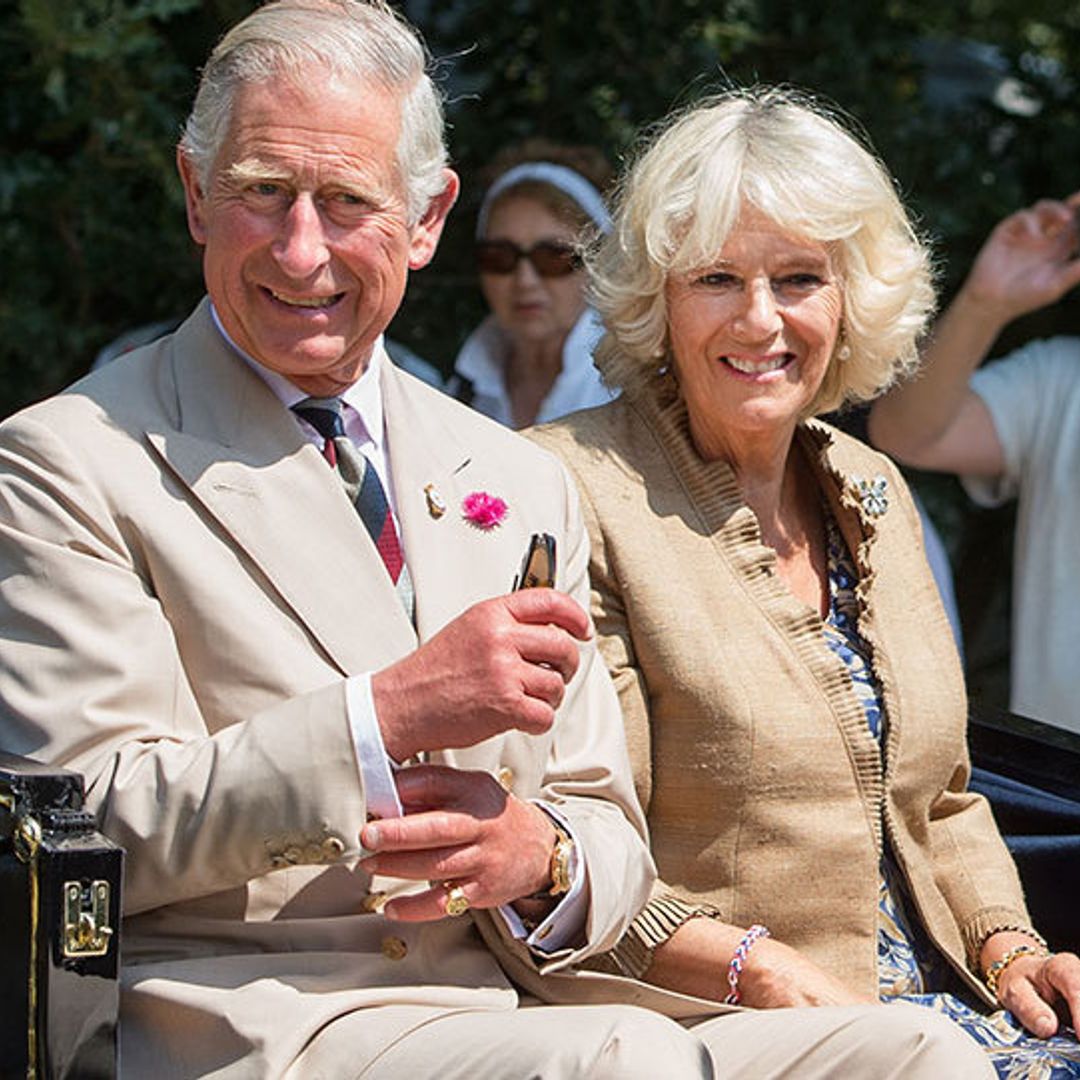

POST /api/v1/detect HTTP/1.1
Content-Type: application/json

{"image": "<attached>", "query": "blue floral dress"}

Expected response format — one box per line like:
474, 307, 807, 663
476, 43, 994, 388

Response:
822, 517, 1080, 1079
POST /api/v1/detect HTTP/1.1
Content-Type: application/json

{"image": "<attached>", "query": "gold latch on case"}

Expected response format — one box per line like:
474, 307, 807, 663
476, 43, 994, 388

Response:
63, 880, 113, 958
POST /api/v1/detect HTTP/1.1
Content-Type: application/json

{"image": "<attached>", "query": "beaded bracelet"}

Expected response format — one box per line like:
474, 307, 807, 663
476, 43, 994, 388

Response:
724, 924, 770, 1005
984, 943, 1049, 998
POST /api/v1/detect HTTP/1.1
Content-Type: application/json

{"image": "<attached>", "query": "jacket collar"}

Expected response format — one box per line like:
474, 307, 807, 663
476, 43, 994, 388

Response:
143, 299, 423, 675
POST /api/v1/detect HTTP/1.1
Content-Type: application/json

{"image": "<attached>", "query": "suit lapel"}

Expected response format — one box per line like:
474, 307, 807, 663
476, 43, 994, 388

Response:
145, 302, 417, 675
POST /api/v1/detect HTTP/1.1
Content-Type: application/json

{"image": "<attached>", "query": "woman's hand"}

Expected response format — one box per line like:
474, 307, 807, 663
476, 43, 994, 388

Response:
738, 937, 874, 1008
994, 949, 1080, 1039
644, 915, 871, 1007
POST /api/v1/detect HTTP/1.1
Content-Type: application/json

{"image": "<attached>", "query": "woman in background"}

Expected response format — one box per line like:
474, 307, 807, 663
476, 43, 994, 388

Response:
450, 139, 618, 428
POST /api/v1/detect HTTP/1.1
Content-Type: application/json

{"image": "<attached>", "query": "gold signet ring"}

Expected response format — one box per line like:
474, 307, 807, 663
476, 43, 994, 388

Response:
444, 883, 470, 917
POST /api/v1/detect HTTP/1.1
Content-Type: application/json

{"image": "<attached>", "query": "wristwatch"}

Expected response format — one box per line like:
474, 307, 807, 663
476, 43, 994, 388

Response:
546, 821, 574, 897
526, 819, 575, 899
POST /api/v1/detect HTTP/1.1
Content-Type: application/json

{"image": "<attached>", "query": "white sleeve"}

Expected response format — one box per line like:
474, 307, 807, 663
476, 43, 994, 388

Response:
346, 673, 404, 826
963, 338, 1079, 506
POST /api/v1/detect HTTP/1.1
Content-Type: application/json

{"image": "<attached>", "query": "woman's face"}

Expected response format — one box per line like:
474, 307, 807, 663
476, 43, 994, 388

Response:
664, 210, 843, 459
479, 195, 588, 350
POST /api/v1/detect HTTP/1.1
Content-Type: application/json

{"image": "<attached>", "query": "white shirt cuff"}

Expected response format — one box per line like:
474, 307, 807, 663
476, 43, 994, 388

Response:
498, 802, 588, 954
346, 673, 403, 826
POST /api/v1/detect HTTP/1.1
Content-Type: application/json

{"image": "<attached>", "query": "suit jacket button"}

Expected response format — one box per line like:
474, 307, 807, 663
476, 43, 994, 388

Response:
322, 836, 345, 861
361, 891, 387, 914
381, 936, 408, 961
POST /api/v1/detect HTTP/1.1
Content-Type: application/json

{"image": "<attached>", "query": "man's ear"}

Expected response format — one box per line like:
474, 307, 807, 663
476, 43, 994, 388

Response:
177, 148, 209, 246
407, 168, 460, 270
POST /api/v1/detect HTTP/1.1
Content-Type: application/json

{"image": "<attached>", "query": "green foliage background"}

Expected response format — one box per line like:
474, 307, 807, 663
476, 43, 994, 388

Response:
2, 0, 1079, 704
5, 0, 1079, 408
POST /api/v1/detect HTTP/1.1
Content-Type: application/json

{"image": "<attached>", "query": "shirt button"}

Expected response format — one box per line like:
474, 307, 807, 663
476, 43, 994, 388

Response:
381, 936, 408, 961
496, 767, 514, 791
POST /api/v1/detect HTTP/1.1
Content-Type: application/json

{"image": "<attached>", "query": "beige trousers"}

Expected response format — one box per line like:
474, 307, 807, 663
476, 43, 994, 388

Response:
296, 1001, 994, 1079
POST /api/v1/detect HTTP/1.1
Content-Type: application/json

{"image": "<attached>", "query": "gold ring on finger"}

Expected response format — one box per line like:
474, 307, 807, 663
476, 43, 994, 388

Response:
443, 883, 470, 917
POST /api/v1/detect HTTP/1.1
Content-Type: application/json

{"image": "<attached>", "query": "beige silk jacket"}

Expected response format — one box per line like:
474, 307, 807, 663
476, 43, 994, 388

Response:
530, 374, 1031, 1005
0, 300, 661, 1077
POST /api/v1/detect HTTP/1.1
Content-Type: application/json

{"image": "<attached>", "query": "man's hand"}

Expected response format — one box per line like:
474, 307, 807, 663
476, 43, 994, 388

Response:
372, 589, 591, 763
961, 192, 1080, 325
359, 764, 557, 920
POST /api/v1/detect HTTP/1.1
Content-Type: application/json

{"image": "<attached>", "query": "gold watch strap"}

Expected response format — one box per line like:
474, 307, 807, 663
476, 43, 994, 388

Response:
546, 822, 574, 897
524, 819, 575, 900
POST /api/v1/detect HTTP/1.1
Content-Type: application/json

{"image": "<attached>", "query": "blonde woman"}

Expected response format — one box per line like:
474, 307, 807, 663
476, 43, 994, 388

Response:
531, 87, 1080, 1076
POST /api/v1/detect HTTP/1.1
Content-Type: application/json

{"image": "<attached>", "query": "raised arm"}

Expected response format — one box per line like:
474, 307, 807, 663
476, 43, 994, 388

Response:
869, 193, 1080, 476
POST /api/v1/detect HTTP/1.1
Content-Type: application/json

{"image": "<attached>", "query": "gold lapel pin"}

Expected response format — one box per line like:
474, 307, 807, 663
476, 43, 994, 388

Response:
423, 483, 447, 519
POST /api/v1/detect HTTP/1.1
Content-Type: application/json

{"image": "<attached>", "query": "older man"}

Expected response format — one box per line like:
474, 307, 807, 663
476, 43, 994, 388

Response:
0, 2, 995, 1077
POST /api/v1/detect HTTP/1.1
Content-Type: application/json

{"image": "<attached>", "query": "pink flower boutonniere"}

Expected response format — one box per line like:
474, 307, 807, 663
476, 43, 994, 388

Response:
462, 490, 508, 530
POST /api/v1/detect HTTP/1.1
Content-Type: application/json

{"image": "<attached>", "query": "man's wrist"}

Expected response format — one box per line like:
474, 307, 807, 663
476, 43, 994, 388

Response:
370, 667, 416, 763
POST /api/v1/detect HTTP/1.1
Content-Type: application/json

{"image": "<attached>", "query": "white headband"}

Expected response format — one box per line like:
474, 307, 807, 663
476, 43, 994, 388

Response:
476, 161, 612, 238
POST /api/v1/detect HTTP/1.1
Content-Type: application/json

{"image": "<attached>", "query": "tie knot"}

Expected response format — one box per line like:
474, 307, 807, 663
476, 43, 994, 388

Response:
293, 397, 346, 442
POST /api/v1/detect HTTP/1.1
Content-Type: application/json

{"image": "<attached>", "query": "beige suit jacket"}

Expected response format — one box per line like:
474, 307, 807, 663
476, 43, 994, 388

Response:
0, 301, 666, 1077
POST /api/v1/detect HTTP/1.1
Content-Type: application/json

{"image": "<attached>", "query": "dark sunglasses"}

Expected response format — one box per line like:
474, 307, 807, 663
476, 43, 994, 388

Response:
474, 239, 582, 278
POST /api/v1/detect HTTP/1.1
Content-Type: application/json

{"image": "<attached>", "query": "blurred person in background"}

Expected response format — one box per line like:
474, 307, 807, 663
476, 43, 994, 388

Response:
869, 193, 1080, 733
449, 139, 618, 427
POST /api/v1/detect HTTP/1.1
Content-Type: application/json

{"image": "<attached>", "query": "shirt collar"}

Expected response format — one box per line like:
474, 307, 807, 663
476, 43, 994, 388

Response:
209, 302, 386, 453
454, 306, 602, 398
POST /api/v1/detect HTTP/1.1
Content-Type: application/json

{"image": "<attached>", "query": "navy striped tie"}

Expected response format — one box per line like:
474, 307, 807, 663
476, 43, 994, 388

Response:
293, 397, 413, 615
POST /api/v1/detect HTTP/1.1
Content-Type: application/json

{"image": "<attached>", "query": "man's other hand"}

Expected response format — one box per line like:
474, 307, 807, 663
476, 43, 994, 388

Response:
359, 764, 557, 919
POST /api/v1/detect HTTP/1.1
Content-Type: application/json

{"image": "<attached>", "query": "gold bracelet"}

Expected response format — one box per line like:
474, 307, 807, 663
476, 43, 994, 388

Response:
984, 944, 1049, 997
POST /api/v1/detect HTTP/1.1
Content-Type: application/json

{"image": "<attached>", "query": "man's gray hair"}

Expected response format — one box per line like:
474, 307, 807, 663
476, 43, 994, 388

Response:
179, 0, 447, 224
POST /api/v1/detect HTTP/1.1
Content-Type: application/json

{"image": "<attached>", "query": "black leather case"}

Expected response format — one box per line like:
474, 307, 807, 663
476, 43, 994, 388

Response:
0, 752, 123, 1079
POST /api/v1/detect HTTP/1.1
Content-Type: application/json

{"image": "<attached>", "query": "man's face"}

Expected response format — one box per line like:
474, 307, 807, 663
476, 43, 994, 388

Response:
178, 71, 456, 395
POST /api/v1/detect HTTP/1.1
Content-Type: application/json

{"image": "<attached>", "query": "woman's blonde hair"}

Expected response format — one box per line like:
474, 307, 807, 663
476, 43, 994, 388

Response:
590, 86, 936, 416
